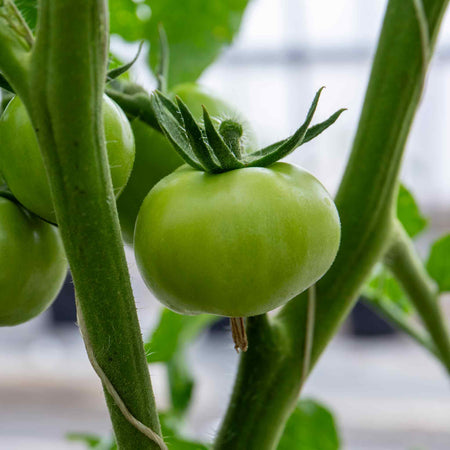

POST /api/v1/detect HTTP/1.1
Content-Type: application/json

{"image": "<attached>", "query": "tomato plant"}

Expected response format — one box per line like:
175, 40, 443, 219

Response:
0, 195, 67, 326
1, 1, 450, 450
135, 163, 340, 316
117, 82, 256, 244
0, 95, 135, 223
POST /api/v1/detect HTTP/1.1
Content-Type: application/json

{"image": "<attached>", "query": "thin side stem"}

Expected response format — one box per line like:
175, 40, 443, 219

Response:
364, 298, 439, 358
385, 223, 450, 373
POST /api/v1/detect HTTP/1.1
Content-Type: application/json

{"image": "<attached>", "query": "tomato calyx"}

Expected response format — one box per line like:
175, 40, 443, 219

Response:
151, 87, 346, 174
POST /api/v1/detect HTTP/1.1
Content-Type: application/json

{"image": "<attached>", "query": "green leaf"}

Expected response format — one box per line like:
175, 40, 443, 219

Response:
66, 433, 101, 447
426, 234, 450, 292
277, 399, 340, 450
167, 352, 195, 415
66, 433, 117, 450
397, 184, 428, 238
364, 264, 412, 314
109, 0, 250, 86
165, 437, 209, 450
145, 308, 215, 364
13, 0, 37, 31
146, 309, 216, 417
175, 96, 219, 172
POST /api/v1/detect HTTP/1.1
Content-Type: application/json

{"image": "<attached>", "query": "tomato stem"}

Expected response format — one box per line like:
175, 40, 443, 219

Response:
26, 0, 163, 448
215, 0, 450, 448
76, 297, 168, 449
385, 222, 450, 374
219, 120, 243, 158
230, 317, 248, 353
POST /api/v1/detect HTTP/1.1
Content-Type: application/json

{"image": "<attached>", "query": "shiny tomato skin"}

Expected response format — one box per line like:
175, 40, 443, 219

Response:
0, 197, 67, 326
134, 163, 340, 317
0, 95, 135, 223
117, 83, 256, 244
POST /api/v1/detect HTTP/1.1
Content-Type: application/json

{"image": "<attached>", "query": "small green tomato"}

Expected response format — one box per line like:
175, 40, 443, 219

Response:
0, 196, 67, 326
134, 163, 340, 317
117, 83, 256, 244
0, 95, 135, 223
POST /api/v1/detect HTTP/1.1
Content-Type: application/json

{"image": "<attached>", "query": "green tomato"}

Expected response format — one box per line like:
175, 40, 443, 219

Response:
0, 95, 135, 223
0, 196, 67, 326
117, 83, 256, 244
134, 163, 340, 317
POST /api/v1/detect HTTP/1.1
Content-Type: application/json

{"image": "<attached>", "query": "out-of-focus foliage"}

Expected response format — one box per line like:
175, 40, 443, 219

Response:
397, 184, 428, 238
365, 264, 411, 313
277, 399, 340, 450
427, 234, 450, 292
159, 413, 210, 449
145, 309, 216, 417
364, 184, 426, 313
13, 0, 37, 30
14, 0, 251, 86
109, 0, 250, 86
145, 309, 214, 364
66, 433, 117, 450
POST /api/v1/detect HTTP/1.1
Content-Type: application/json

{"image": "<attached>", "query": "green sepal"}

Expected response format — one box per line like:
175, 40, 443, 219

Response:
150, 86, 345, 173
151, 92, 204, 171
106, 41, 143, 82
245, 87, 325, 166
155, 89, 182, 120
302, 108, 347, 144
202, 106, 244, 171
175, 96, 220, 172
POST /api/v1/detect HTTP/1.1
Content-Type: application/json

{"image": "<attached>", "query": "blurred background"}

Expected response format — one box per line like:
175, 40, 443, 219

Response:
1, 0, 449, 448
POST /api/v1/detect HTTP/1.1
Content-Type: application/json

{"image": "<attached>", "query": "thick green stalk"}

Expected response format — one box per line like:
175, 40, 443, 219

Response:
214, 1, 449, 449
385, 223, 450, 373
26, 1, 162, 448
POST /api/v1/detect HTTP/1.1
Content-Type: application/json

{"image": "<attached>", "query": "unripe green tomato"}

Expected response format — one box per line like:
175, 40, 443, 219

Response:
117, 83, 256, 244
0, 95, 135, 223
0, 196, 67, 326
134, 163, 341, 317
